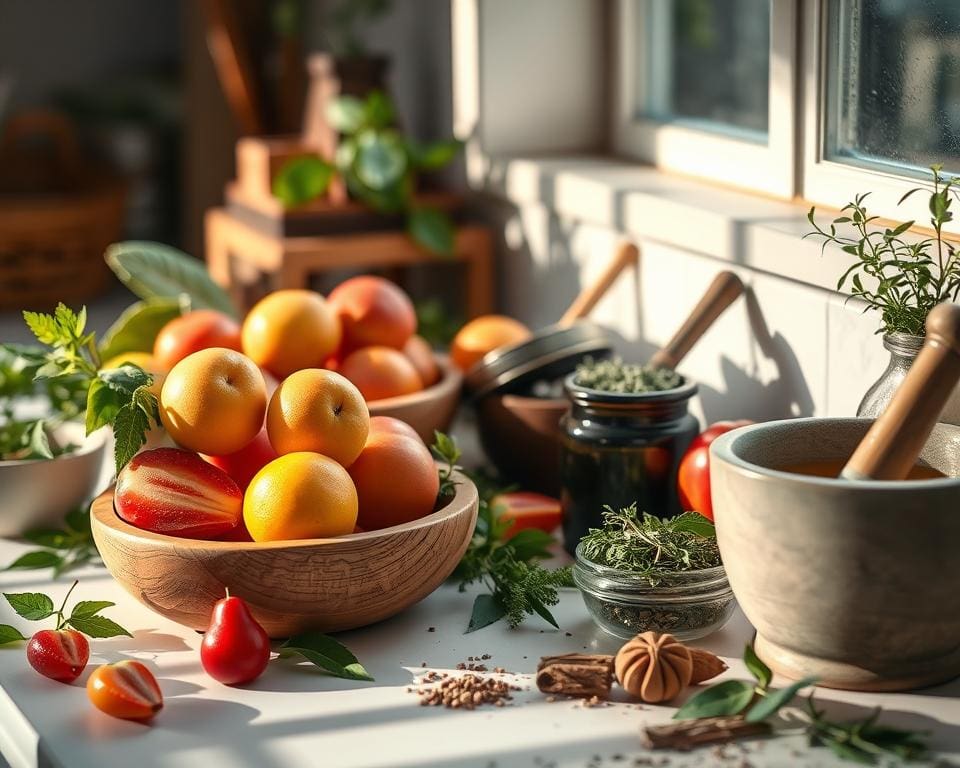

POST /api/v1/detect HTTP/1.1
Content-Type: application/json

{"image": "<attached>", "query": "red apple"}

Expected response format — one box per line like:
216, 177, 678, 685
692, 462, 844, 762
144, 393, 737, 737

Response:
202, 429, 277, 491
153, 310, 242, 370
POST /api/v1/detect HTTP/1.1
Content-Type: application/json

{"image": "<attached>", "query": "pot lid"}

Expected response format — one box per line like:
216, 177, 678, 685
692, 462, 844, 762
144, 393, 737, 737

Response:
464, 320, 615, 399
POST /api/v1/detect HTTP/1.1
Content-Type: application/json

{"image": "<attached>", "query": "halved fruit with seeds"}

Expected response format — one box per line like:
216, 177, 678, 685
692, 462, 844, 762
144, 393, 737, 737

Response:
87, 660, 163, 721
115, 447, 242, 539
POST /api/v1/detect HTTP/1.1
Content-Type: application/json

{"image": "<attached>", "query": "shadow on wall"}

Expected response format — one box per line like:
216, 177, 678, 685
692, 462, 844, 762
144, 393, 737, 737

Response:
698, 287, 815, 423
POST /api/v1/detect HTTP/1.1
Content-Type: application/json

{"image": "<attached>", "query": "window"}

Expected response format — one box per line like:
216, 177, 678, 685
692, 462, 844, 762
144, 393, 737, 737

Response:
616, 0, 960, 230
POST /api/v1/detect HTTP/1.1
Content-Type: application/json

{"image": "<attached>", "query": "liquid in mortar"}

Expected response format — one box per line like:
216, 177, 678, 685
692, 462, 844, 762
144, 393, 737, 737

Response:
775, 459, 946, 479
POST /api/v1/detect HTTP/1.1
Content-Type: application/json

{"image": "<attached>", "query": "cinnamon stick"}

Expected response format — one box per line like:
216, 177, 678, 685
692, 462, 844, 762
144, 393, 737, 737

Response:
644, 716, 772, 750
536, 653, 614, 698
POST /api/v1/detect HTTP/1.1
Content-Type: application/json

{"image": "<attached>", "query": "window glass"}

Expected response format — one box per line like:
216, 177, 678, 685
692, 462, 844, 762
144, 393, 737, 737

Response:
636, 0, 770, 141
825, 0, 960, 175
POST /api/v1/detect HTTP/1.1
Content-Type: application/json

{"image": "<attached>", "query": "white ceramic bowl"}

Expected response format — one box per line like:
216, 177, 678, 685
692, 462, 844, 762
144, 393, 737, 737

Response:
0, 421, 109, 538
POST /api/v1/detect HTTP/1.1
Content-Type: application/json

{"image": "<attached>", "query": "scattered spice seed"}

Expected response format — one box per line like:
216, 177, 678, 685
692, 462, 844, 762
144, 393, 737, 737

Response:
427, 627, 435, 632
414, 673, 520, 710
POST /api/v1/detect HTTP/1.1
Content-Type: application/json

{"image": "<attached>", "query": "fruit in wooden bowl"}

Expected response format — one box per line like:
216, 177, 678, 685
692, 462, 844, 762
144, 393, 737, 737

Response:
91, 467, 478, 638
366, 354, 462, 444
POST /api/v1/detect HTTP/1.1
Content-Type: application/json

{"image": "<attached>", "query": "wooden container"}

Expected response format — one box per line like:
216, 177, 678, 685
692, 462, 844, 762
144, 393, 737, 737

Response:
91, 469, 479, 638
0, 111, 125, 309
710, 418, 960, 691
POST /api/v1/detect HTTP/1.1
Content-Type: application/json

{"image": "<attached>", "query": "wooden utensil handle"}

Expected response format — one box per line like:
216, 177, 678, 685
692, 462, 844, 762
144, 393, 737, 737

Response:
842, 302, 960, 480
649, 271, 744, 370
559, 241, 639, 327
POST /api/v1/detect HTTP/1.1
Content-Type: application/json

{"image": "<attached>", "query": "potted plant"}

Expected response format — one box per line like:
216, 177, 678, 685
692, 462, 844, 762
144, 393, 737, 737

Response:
806, 164, 960, 417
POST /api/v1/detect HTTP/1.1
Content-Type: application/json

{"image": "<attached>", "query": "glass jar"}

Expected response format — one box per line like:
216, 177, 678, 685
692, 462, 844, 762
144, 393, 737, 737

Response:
573, 545, 735, 641
857, 333, 923, 418
559, 374, 699, 555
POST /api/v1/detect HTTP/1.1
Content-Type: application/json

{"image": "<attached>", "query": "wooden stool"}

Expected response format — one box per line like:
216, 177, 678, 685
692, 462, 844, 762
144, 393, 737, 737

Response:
204, 206, 495, 317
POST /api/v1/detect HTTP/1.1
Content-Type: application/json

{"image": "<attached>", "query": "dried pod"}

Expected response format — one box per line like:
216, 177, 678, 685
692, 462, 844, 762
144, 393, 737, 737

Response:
689, 647, 728, 684
614, 631, 693, 703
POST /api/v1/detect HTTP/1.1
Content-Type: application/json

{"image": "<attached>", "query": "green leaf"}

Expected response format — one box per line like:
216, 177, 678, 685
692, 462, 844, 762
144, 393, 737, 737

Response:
745, 676, 817, 723
673, 679, 756, 720
65, 506, 91, 536
22, 529, 71, 549
3, 592, 55, 621
104, 241, 238, 318
70, 600, 115, 619
504, 528, 554, 562
5, 551, 63, 571
465, 593, 506, 633
362, 90, 395, 129
528, 598, 560, 629
28, 421, 53, 460
326, 95, 366, 133
86, 377, 122, 435
22, 311, 60, 345
272, 156, 335, 208
743, 643, 773, 690
408, 207, 455, 257
0, 624, 28, 645
279, 631, 373, 681
668, 513, 716, 539
409, 138, 462, 171
354, 130, 407, 191
112, 402, 150, 474
66, 614, 132, 638
99, 298, 184, 362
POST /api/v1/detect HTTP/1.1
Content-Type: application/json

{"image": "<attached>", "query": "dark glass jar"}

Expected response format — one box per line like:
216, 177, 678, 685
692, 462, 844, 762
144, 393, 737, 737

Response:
559, 374, 700, 555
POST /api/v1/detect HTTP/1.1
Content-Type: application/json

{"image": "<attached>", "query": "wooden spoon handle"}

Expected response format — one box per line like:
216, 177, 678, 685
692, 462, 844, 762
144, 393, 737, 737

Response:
649, 271, 744, 370
559, 241, 639, 327
842, 302, 960, 480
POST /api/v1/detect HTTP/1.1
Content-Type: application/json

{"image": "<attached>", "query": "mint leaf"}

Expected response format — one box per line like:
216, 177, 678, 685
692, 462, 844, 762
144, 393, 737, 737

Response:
66, 614, 132, 639
744, 643, 773, 690
465, 593, 506, 633
279, 631, 373, 681
4, 592, 55, 621
745, 676, 818, 723
5, 551, 63, 571
70, 600, 115, 619
27, 421, 54, 459
112, 402, 150, 473
674, 679, 756, 720
0, 625, 27, 645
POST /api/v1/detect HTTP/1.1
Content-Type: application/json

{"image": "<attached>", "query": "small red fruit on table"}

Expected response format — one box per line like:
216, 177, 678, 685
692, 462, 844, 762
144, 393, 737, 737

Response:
115, 447, 243, 539
677, 420, 752, 521
27, 629, 89, 683
491, 492, 562, 538
87, 660, 164, 721
200, 590, 271, 685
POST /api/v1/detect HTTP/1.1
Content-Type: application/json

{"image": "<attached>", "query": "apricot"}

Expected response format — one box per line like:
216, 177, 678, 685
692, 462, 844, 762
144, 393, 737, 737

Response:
327, 276, 417, 352
450, 315, 531, 371
339, 346, 423, 401
153, 310, 242, 370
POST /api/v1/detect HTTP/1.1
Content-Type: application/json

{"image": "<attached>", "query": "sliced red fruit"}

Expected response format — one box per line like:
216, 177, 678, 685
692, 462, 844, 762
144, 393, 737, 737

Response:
27, 629, 90, 683
87, 660, 163, 721
115, 447, 242, 539
491, 491, 563, 538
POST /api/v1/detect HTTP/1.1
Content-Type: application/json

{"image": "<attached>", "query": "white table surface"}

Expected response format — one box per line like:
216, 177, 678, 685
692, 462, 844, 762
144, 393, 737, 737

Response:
0, 534, 958, 768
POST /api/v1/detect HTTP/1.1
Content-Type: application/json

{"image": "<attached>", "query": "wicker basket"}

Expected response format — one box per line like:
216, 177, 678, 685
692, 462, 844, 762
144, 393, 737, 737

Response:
0, 111, 126, 310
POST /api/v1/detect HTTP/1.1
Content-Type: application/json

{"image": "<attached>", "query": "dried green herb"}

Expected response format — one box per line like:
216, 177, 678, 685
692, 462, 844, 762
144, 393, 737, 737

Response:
574, 357, 683, 394
806, 164, 960, 337
578, 504, 720, 583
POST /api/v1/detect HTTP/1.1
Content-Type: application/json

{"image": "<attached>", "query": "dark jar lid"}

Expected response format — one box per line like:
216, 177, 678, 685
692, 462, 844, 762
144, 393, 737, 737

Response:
464, 320, 615, 399
563, 371, 699, 410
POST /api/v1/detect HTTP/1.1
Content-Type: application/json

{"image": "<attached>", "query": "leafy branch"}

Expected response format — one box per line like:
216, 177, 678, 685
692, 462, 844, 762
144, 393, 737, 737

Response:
0, 580, 132, 644
431, 433, 573, 633
673, 645, 929, 764
806, 164, 960, 336
4, 506, 99, 578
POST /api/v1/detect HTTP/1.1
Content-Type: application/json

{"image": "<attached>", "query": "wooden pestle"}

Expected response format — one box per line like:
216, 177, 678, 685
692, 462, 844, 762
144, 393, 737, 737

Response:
648, 271, 744, 370
559, 241, 639, 327
842, 302, 960, 481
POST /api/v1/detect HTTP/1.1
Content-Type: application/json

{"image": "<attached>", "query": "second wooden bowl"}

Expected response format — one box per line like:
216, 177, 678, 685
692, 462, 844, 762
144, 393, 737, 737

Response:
91, 470, 479, 638
367, 354, 463, 443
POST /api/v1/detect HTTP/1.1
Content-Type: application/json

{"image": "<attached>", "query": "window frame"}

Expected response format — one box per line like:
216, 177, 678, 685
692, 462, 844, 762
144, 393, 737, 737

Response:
611, 0, 798, 199
800, 0, 960, 234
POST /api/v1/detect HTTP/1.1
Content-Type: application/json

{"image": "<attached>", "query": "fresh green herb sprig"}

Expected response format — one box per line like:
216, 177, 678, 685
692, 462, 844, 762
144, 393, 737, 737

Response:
674, 645, 928, 765
0, 580, 131, 644
18, 303, 162, 472
4, 506, 99, 577
806, 164, 960, 337
431, 433, 573, 633
574, 357, 683, 394
579, 504, 720, 583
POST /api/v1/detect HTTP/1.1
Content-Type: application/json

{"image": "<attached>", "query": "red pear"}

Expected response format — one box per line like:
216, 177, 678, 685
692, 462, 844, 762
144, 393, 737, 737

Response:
200, 591, 271, 685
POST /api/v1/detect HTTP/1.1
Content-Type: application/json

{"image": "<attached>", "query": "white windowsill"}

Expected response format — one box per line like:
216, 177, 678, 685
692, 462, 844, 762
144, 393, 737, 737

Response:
476, 153, 852, 295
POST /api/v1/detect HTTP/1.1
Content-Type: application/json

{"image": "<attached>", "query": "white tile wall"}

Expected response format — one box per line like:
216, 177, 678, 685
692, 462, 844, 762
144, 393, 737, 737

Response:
494, 204, 900, 426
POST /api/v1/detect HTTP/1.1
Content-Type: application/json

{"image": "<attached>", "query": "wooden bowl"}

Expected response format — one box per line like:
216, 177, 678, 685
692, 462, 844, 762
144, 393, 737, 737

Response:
367, 354, 463, 443
91, 469, 478, 638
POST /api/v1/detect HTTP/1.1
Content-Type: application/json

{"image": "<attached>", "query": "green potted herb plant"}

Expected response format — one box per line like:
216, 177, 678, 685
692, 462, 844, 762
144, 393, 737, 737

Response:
806, 164, 960, 417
